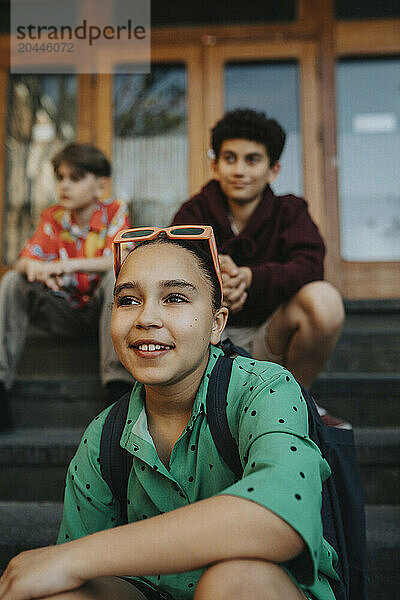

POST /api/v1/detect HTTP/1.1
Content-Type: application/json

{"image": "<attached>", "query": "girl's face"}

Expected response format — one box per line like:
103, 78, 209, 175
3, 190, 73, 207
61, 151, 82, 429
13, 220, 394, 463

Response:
111, 242, 228, 390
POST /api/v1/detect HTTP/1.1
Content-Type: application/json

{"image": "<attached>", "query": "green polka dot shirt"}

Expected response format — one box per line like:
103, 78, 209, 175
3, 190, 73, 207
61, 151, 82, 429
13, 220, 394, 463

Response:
57, 346, 339, 600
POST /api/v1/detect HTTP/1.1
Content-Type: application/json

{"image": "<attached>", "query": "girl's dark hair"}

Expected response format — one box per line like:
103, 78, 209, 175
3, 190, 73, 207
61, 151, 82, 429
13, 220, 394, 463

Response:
51, 143, 111, 178
131, 236, 222, 311
211, 108, 286, 166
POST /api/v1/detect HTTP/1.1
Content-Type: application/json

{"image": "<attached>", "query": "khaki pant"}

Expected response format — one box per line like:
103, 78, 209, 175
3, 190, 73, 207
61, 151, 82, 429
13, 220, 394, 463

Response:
0, 270, 132, 389
223, 315, 285, 364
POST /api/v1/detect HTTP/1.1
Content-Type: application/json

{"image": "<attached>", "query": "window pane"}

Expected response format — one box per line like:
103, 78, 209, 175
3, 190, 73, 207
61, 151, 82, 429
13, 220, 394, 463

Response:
113, 64, 188, 227
335, 0, 400, 20
336, 57, 400, 261
4, 74, 77, 264
225, 60, 303, 196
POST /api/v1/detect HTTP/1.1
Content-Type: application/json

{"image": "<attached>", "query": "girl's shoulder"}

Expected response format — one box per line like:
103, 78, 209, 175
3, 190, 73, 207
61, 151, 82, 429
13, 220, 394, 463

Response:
225, 356, 308, 434
228, 355, 294, 387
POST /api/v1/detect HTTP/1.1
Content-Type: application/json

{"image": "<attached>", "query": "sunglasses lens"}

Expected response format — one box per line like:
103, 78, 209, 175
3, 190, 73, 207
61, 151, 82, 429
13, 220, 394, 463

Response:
170, 227, 205, 236
121, 229, 154, 239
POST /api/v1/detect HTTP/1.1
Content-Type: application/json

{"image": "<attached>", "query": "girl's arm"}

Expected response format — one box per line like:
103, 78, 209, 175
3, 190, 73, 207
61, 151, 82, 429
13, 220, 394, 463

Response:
74, 493, 304, 576
0, 494, 303, 600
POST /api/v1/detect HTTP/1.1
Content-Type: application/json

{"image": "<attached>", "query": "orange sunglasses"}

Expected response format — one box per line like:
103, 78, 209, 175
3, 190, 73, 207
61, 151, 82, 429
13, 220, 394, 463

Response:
112, 225, 223, 298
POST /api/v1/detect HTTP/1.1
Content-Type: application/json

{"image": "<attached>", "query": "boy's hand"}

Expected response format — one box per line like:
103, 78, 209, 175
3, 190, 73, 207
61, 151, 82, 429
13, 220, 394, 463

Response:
219, 255, 252, 314
0, 544, 86, 600
25, 260, 67, 291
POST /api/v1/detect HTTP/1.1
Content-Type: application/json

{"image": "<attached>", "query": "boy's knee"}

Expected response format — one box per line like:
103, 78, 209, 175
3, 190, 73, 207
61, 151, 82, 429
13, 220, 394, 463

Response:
295, 281, 344, 333
0, 270, 28, 297
194, 559, 294, 600
1, 269, 24, 287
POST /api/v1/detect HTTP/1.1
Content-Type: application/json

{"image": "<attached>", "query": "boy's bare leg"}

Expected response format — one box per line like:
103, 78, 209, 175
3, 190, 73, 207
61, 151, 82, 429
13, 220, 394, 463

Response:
194, 559, 307, 600
264, 281, 344, 389
39, 577, 147, 600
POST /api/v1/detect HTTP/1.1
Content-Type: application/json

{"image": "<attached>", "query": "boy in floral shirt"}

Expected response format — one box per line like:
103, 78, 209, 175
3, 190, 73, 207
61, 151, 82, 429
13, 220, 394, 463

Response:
0, 143, 132, 430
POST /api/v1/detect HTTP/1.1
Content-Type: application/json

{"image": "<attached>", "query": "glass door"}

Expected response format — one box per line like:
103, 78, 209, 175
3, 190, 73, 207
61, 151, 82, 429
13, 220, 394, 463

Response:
203, 41, 324, 233
113, 63, 188, 226
336, 56, 400, 262
224, 60, 303, 197
3, 74, 77, 265
95, 44, 203, 228
334, 18, 400, 298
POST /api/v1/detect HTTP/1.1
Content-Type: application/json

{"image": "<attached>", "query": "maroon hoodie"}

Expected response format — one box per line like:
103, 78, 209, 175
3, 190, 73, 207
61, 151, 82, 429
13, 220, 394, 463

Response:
171, 180, 325, 327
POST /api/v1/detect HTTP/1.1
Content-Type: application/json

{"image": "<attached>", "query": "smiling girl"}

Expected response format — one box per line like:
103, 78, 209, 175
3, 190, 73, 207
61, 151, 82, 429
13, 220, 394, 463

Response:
0, 227, 339, 600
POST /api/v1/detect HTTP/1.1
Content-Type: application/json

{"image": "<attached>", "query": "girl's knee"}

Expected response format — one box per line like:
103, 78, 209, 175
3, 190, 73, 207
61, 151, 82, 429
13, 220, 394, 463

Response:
194, 559, 302, 600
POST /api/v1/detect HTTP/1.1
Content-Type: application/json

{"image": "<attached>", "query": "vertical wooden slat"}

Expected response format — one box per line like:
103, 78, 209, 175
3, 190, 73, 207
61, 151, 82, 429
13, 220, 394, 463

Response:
0, 35, 10, 275
315, 0, 343, 291
185, 46, 206, 195
0, 68, 9, 276
77, 74, 95, 144
94, 73, 113, 159
299, 42, 325, 234
202, 41, 224, 184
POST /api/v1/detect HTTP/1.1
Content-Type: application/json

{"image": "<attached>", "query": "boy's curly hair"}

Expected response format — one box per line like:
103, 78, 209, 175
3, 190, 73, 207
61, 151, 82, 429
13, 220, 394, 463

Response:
211, 108, 286, 166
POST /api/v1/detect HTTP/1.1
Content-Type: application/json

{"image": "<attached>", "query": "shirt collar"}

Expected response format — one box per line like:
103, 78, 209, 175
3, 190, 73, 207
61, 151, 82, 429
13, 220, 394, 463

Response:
59, 202, 104, 235
191, 344, 224, 418
89, 202, 108, 232
203, 180, 276, 240
121, 344, 224, 444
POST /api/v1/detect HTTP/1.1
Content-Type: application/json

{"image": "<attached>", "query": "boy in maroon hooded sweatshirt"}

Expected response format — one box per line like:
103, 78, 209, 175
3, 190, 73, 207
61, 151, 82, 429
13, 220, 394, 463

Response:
172, 109, 348, 427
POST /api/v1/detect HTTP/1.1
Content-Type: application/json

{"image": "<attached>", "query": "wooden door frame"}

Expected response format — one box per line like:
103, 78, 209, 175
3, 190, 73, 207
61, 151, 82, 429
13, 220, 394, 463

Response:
333, 19, 400, 298
93, 43, 205, 196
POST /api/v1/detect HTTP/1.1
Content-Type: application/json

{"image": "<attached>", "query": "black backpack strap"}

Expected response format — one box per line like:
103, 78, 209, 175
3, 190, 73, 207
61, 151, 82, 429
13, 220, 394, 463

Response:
206, 355, 243, 478
99, 391, 133, 523
299, 383, 368, 600
220, 337, 253, 359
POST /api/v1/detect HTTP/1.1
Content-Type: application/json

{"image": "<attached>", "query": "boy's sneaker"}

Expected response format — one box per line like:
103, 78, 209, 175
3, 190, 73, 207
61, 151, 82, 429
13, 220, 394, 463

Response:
316, 403, 352, 430
0, 383, 13, 432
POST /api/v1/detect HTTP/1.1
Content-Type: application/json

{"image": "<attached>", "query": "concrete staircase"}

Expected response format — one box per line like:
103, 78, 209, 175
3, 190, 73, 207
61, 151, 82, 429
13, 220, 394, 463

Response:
0, 300, 399, 597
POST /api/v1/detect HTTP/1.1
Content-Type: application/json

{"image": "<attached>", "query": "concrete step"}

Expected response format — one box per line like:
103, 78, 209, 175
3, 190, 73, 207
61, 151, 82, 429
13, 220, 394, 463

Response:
365, 505, 400, 598
0, 501, 63, 573
0, 502, 399, 595
0, 427, 398, 504
325, 330, 400, 373
17, 328, 99, 377
311, 373, 400, 428
326, 299, 400, 374
355, 428, 400, 505
15, 300, 400, 378
18, 327, 399, 374
0, 428, 82, 502
344, 298, 400, 315
9, 376, 106, 428
9, 372, 400, 430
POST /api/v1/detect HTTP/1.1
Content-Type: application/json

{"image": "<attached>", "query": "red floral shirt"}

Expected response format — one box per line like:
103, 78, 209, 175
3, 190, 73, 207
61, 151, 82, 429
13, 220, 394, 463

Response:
20, 199, 130, 308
